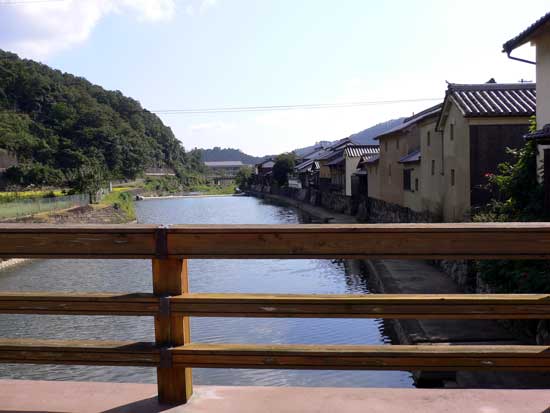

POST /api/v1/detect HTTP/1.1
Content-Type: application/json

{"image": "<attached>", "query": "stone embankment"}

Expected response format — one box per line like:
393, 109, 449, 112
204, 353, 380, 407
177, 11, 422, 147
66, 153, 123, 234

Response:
247, 189, 550, 388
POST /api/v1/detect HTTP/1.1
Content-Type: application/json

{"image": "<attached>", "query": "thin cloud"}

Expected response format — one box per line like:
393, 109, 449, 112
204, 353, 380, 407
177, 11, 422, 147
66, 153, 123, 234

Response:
0, 0, 177, 58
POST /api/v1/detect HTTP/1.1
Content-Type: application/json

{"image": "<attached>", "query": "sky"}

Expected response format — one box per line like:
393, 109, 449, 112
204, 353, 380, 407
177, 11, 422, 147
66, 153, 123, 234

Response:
0, 0, 547, 156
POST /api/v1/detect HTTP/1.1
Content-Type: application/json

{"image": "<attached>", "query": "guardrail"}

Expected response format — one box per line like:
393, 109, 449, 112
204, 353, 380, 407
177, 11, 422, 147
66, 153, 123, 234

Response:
0, 223, 549, 404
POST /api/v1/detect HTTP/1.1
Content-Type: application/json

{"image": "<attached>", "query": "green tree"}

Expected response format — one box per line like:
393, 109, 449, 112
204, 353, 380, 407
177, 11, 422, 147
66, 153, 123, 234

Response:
235, 166, 253, 189
475, 117, 550, 293
272, 153, 296, 187
67, 161, 106, 203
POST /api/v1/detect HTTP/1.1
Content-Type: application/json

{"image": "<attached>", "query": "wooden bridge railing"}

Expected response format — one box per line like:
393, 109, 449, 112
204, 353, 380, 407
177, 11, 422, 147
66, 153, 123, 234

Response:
0, 223, 549, 404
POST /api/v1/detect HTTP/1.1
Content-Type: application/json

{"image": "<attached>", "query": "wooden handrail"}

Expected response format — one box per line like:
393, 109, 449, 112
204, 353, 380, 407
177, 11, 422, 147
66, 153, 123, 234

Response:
1, 292, 550, 319
1, 339, 548, 371
0, 223, 549, 405
0, 338, 158, 366
2, 223, 550, 258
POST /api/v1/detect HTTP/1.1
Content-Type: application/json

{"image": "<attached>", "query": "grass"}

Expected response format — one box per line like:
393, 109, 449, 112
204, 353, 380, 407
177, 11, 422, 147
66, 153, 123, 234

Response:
189, 184, 237, 195
100, 190, 136, 221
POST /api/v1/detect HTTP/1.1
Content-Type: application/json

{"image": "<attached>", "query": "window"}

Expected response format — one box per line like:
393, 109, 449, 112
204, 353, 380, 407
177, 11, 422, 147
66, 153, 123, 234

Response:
384, 141, 388, 152
388, 164, 392, 177
450, 123, 454, 141
396, 138, 399, 149
431, 160, 435, 176
415, 178, 419, 192
403, 169, 411, 191
451, 169, 455, 186
427, 131, 431, 147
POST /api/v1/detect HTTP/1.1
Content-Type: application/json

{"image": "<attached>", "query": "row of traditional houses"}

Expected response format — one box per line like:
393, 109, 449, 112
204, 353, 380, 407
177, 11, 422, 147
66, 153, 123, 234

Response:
362, 81, 536, 221
252, 11, 550, 223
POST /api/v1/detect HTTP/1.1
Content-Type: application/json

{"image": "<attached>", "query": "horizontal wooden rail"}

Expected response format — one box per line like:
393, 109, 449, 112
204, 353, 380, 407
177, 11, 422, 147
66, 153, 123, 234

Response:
2, 292, 550, 319
171, 293, 550, 319
2, 339, 549, 372
171, 343, 550, 371
0, 292, 158, 315
2, 223, 550, 259
0, 339, 158, 366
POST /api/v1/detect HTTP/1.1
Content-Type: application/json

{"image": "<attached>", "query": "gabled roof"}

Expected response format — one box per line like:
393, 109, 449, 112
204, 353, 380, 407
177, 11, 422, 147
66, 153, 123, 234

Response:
344, 145, 379, 158
327, 137, 352, 150
358, 153, 379, 168
301, 147, 328, 161
256, 159, 275, 168
326, 155, 345, 167
376, 103, 442, 140
399, 148, 421, 164
295, 158, 315, 172
204, 161, 244, 167
503, 12, 550, 53
437, 82, 536, 130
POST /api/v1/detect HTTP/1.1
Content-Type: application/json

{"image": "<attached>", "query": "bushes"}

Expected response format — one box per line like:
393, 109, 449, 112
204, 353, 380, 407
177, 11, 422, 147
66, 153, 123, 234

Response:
474, 117, 550, 293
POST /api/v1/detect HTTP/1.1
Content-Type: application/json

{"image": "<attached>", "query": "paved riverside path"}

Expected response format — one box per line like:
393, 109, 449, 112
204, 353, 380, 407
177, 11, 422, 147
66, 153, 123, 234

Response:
252, 192, 550, 388
2, 380, 549, 413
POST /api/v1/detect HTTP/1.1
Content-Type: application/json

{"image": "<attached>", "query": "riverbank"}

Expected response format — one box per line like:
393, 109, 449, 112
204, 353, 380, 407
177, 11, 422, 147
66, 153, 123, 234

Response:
250, 190, 550, 388
138, 193, 245, 200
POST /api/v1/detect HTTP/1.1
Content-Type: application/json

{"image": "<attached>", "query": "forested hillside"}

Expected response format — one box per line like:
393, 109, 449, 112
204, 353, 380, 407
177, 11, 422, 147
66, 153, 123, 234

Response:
0, 50, 203, 187
199, 147, 264, 164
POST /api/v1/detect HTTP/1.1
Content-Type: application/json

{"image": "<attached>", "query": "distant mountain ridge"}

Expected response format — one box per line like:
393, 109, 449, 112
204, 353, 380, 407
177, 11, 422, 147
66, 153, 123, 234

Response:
292, 118, 405, 157
198, 147, 265, 165
347, 118, 405, 145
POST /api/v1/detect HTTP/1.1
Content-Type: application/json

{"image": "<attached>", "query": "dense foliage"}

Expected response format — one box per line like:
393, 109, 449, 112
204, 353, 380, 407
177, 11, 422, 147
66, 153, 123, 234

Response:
474, 117, 550, 293
0, 50, 203, 189
198, 147, 263, 164
235, 166, 253, 189
272, 152, 296, 187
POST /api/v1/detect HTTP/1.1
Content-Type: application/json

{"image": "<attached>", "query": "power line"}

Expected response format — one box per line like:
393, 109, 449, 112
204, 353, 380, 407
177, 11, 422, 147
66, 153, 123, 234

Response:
0, 0, 66, 5
152, 97, 442, 115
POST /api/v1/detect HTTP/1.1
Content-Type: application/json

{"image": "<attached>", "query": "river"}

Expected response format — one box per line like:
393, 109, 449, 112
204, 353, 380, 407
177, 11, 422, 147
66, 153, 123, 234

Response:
0, 196, 413, 387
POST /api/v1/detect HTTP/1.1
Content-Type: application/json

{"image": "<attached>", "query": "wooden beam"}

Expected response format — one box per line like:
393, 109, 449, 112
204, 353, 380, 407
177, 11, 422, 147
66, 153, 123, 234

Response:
152, 258, 192, 405
0, 292, 548, 319
0, 224, 157, 258
167, 223, 550, 259
1, 222, 550, 259
171, 343, 550, 371
170, 293, 550, 319
0, 338, 158, 366
0, 292, 158, 315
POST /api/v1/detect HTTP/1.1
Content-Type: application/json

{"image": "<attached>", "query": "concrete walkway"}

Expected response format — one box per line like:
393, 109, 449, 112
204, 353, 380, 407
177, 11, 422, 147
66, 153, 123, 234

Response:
1, 380, 549, 413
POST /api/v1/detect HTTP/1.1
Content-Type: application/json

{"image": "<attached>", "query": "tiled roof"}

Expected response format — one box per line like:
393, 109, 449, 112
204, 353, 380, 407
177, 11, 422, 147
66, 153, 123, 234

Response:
326, 155, 345, 166
295, 158, 315, 172
358, 154, 379, 167
204, 161, 244, 167
399, 148, 421, 164
524, 124, 550, 141
376, 103, 442, 140
344, 145, 379, 158
447, 83, 536, 117
257, 159, 275, 168
503, 12, 550, 53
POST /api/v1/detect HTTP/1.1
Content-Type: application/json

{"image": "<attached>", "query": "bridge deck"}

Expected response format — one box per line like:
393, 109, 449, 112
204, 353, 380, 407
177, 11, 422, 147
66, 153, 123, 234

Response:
1, 380, 549, 413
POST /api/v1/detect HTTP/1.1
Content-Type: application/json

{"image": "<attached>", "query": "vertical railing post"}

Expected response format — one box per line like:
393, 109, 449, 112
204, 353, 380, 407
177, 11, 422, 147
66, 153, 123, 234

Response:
152, 257, 192, 404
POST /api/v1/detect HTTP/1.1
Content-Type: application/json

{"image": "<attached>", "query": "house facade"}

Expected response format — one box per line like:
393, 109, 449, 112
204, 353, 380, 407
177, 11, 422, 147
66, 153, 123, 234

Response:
368, 104, 441, 210
436, 82, 535, 221
343, 145, 378, 196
